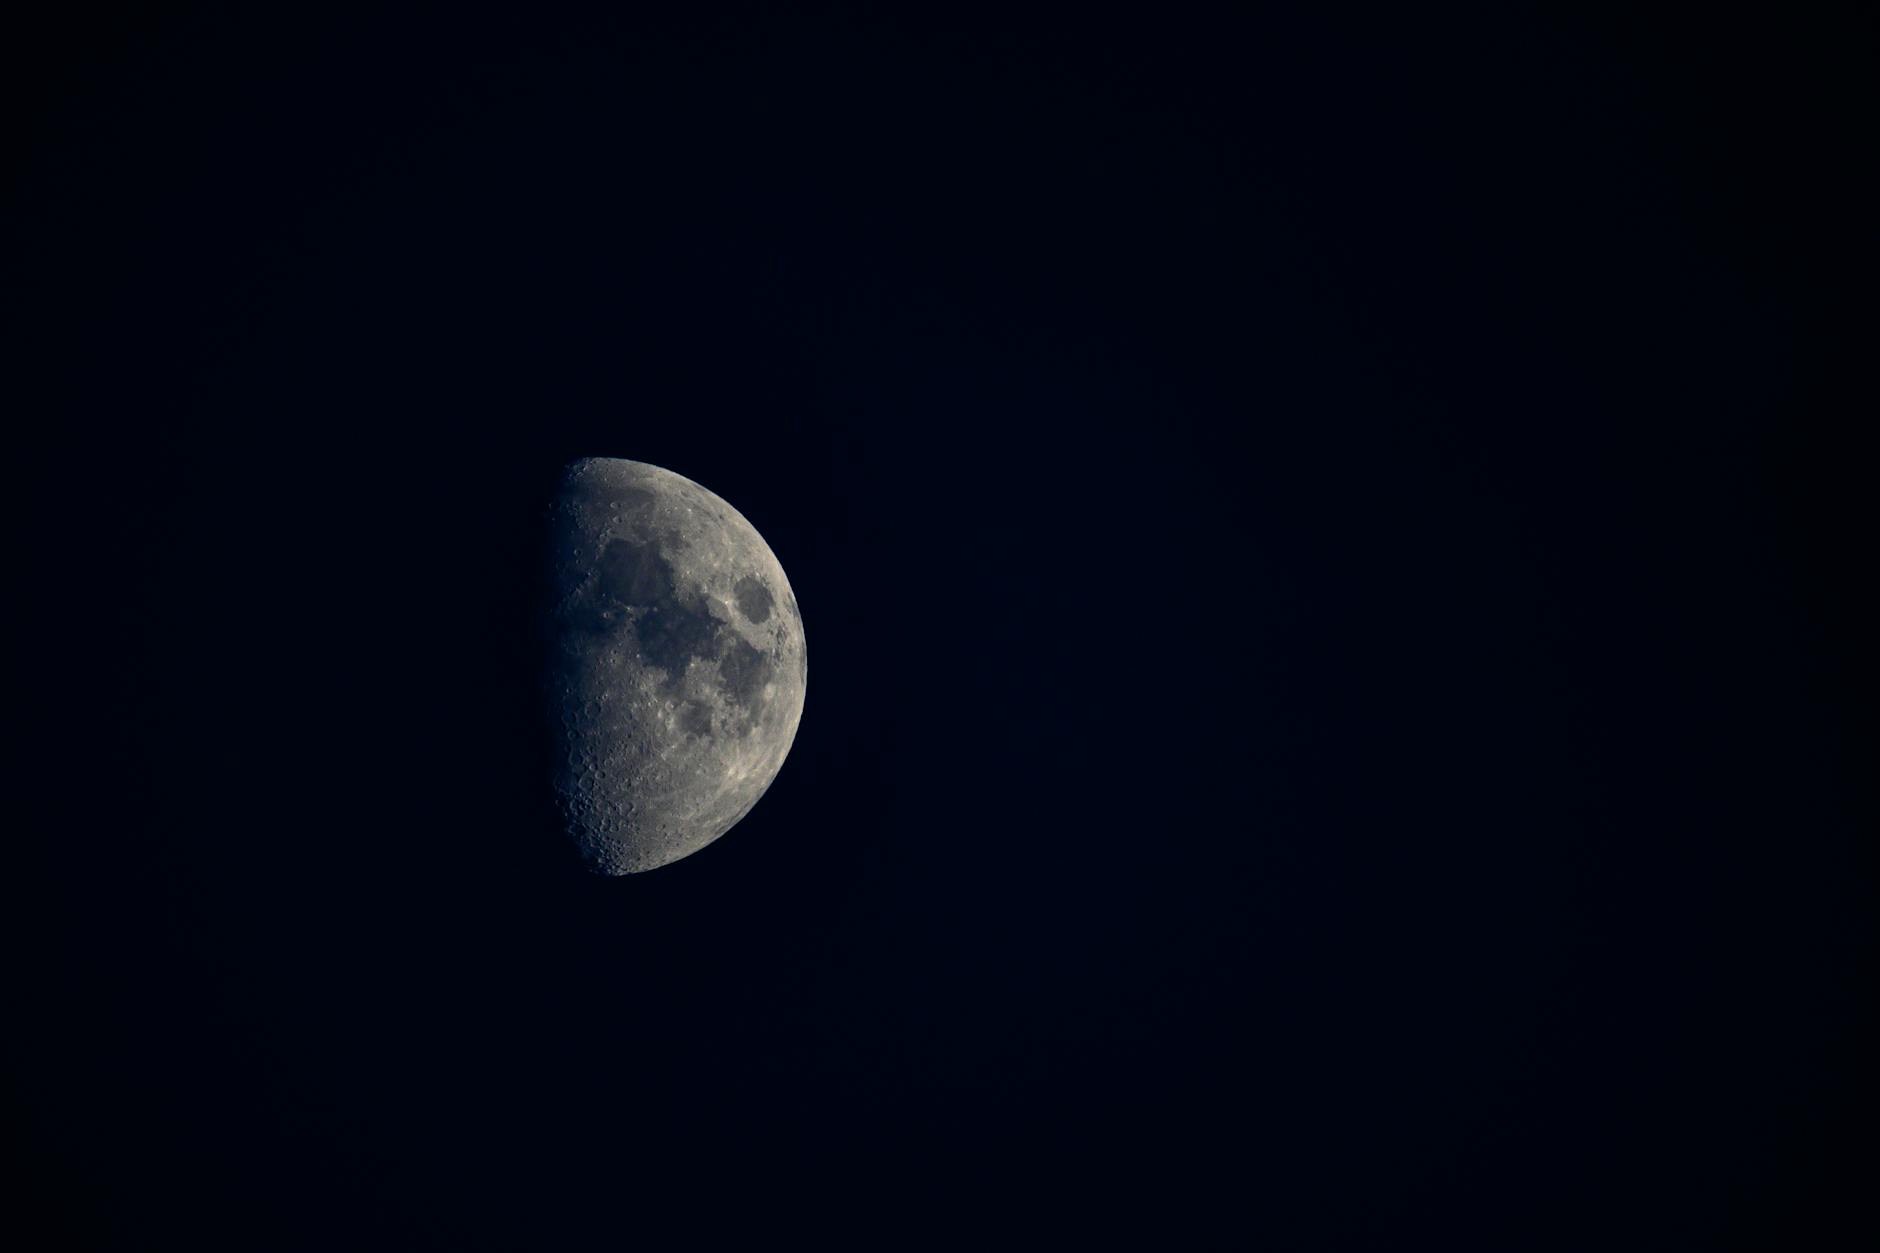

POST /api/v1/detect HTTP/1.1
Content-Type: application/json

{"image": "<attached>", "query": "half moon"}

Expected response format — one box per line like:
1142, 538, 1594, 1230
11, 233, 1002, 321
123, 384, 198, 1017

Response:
545, 457, 807, 873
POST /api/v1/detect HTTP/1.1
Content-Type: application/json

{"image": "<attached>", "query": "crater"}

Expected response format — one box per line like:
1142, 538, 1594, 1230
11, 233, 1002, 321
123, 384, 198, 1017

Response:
733, 575, 774, 623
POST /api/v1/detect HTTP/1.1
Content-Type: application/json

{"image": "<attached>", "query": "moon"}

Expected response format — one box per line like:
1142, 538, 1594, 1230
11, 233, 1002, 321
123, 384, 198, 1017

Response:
544, 457, 807, 874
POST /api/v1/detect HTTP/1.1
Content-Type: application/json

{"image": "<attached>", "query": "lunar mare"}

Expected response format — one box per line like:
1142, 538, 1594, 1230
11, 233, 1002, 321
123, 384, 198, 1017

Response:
546, 457, 806, 873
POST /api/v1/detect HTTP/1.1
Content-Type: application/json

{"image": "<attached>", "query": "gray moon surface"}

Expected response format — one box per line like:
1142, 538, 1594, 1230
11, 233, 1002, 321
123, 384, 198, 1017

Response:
545, 457, 807, 874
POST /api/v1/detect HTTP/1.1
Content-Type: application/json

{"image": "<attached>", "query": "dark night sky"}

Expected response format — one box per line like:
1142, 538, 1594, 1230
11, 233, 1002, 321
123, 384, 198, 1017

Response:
8, 4, 1871, 1248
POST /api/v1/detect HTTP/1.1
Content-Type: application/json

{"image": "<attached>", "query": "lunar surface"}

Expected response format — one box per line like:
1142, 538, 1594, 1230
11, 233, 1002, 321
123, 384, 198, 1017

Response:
545, 457, 806, 873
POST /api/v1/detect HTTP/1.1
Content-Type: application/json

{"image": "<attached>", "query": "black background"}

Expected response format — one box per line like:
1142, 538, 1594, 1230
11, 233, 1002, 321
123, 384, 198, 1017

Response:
8, 4, 1871, 1248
